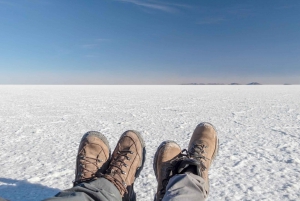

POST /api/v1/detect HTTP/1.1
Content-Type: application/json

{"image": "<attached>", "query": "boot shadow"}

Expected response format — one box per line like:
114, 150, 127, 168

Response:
0, 178, 60, 201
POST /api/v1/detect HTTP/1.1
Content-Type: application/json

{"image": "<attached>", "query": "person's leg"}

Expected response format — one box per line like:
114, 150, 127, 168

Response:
154, 122, 219, 201
44, 130, 146, 201
162, 173, 207, 201
43, 177, 121, 201
43, 131, 121, 201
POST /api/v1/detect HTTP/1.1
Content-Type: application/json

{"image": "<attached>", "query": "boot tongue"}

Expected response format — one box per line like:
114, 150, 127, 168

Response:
176, 158, 202, 176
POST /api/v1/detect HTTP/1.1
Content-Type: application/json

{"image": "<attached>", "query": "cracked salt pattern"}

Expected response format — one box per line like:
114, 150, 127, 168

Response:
0, 85, 299, 201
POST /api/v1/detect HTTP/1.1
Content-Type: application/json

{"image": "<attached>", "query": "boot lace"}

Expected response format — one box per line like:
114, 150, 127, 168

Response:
189, 143, 209, 172
104, 144, 134, 195
73, 145, 103, 186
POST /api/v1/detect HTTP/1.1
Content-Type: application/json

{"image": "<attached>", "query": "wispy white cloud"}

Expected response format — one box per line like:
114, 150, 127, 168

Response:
197, 17, 226, 25
118, 0, 178, 13
0, 0, 18, 6
85, 54, 99, 58
275, 4, 300, 10
221, 4, 256, 18
96, 38, 110, 42
29, 0, 52, 4
0, 0, 52, 8
162, 2, 194, 9
82, 44, 98, 48
82, 38, 109, 49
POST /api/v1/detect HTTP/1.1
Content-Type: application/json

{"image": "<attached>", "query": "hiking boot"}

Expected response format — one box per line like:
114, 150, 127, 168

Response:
104, 130, 146, 201
74, 131, 111, 186
153, 141, 182, 201
187, 122, 219, 193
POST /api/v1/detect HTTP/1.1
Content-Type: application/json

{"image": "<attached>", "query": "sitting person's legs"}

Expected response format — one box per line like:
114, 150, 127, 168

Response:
44, 130, 145, 201
154, 122, 219, 201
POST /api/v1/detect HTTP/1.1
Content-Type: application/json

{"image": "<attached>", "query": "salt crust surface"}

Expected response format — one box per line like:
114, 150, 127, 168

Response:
0, 85, 299, 201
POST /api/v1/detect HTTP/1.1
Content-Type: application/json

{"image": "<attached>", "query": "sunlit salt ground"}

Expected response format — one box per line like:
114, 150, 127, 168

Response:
0, 85, 300, 201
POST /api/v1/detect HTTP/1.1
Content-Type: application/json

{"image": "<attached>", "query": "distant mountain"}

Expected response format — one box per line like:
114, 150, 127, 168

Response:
182, 83, 206, 85
181, 82, 266, 85
181, 83, 225, 85
207, 83, 225, 85
247, 82, 261, 85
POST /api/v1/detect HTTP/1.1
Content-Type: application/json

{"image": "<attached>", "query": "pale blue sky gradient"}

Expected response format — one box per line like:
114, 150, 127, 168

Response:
0, 0, 299, 84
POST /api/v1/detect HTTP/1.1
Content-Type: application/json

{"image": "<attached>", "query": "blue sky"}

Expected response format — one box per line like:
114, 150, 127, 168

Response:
0, 0, 299, 84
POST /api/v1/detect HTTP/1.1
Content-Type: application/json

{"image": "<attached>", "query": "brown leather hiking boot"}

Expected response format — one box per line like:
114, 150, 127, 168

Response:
74, 131, 111, 186
153, 141, 181, 201
104, 130, 146, 201
187, 122, 219, 194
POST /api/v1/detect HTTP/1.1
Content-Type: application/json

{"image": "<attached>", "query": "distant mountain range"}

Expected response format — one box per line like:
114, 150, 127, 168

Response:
181, 82, 292, 85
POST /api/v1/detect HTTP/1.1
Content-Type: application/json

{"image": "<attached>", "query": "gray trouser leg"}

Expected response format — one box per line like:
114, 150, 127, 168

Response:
43, 178, 122, 201
162, 173, 208, 201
